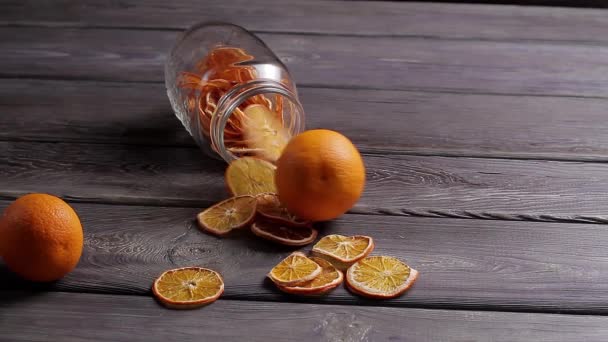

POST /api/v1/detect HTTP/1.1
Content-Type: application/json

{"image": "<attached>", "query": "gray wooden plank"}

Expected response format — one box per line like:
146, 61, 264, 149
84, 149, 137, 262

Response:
2, 141, 608, 223
0, 80, 192, 146
2, 201, 608, 313
3, 79, 608, 161
3, 292, 608, 342
2, 28, 608, 98
375, 0, 608, 8
2, 0, 608, 43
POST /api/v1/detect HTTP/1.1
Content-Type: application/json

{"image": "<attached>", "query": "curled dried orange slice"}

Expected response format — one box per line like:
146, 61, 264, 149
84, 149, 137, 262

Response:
241, 104, 289, 162
153, 267, 224, 309
255, 193, 310, 226
278, 257, 343, 295
346, 256, 418, 299
197, 196, 257, 236
226, 157, 277, 196
251, 220, 318, 246
311, 234, 374, 270
268, 252, 322, 287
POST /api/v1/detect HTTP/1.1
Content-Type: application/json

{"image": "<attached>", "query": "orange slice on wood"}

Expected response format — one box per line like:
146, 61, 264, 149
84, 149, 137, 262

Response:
241, 104, 289, 162
251, 220, 318, 246
278, 257, 343, 295
226, 157, 277, 196
311, 234, 374, 270
197, 196, 257, 236
346, 256, 418, 299
255, 193, 310, 226
153, 267, 224, 309
268, 252, 322, 286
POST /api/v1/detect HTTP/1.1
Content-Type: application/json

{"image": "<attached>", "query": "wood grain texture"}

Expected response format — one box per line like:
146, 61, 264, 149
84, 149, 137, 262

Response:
2, 201, 608, 313
2, 28, 608, 97
2, 0, 608, 42
2, 141, 608, 223
371, 0, 608, 8
0, 80, 192, 146
3, 292, 608, 342
3, 79, 608, 161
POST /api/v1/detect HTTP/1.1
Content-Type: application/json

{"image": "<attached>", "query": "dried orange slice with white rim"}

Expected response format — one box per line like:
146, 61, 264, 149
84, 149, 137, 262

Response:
346, 256, 418, 299
251, 220, 318, 247
255, 193, 311, 226
278, 257, 343, 295
268, 252, 322, 287
311, 234, 374, 270
153, 267, 224, 309
241, 104, 290, 162
197, 196, 257, 236
226, 157, 277, 196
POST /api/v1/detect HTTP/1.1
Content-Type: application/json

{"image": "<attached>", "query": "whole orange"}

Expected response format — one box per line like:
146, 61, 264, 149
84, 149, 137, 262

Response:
275, 129, 365, 221
0, 194, 83, 282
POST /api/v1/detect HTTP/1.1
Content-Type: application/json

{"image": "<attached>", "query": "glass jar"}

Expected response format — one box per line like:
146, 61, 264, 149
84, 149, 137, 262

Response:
165, 22, 305, 163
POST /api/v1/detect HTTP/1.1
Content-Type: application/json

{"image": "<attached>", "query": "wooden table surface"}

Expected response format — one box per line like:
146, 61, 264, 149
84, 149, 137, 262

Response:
2, 1, 608, 341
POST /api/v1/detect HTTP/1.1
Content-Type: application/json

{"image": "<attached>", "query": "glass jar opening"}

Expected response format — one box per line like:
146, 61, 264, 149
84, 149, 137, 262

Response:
210, 80, 304, 163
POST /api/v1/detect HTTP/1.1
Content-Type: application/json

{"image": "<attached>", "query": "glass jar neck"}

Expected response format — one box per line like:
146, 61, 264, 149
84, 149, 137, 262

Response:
210, 80, 304, 163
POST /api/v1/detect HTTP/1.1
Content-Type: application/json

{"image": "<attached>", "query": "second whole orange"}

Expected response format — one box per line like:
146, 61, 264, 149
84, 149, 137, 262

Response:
0, 193, 84, 282
275, 129, 365, 221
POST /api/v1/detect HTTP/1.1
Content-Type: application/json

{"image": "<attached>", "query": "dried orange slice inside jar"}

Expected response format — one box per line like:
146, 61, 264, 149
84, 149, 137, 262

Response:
165, 23, 305, 163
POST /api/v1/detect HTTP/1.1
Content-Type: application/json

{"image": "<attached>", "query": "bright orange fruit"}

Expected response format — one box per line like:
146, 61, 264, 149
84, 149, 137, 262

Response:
275, 129, 365, 221
0, 193, 83, 282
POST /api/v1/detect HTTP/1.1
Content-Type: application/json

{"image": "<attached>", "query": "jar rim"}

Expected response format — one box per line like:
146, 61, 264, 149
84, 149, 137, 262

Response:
209, 80, 305, 163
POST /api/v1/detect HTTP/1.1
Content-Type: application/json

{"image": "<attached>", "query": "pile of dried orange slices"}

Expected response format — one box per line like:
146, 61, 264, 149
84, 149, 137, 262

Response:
152, 152, 418, 309
268, 234, 418, 299
196, 157, 317, 246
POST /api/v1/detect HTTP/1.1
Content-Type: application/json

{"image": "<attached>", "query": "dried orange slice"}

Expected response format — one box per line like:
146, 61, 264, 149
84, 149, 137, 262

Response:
311, 234, 374, 270
226, 157, 277, 196
241, 104, 289, 162
278, 257, 343, 295
152, 267, 224, 309
197, 196, 257, 236
255, 193, 310, 226
346, 256, 418, 299
268, 252, 322, 286
251, 220, 318, 246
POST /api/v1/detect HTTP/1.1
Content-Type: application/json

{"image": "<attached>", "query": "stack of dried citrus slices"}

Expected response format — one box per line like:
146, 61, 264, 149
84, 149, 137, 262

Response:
196, 157, 317, 247
268, 252, 343, 295
152, 139, 418, 308
268, 234, 418, 299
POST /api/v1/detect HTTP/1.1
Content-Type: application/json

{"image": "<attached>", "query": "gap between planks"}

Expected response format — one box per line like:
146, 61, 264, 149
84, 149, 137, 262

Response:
2, 0, 608, 44
3, 203, 608, 315
2, 22, 608, 47
4, 75, 608, 100
4, 135, 608, 164
3, 291, 608, 342
3, 78, 608, 163
1, 190, 607, 226
3, 141, 608, 225
3, 287, 608, 317
2, 27, 608, 98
